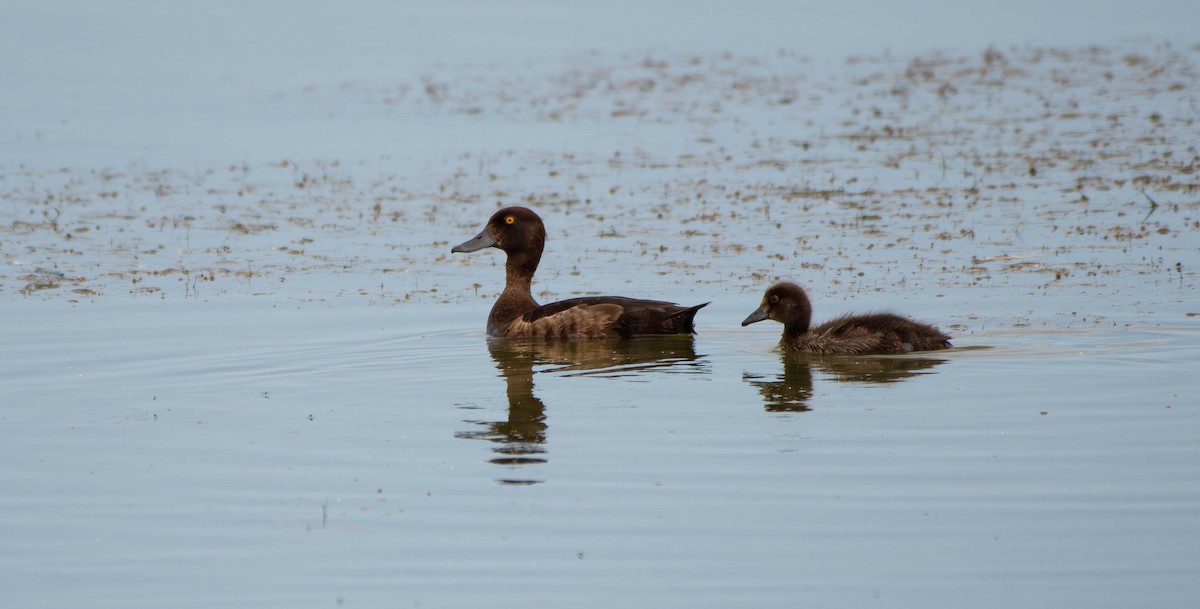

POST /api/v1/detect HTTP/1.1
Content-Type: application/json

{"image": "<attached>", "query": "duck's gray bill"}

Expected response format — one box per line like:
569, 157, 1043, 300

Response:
451, 229, 496, 253
741, 307, 769, 326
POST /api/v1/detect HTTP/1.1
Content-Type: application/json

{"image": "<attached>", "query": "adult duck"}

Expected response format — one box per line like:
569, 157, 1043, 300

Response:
741, 282, 951, 354
452, 207, 707, 338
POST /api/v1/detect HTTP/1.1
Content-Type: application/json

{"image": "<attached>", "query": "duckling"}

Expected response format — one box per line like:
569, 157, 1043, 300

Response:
452, 206, 707, 338
742, 282, 951, 354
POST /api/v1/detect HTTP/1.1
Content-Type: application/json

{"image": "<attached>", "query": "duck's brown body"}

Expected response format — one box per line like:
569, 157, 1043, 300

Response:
453, 207, 707, 338
742, 282, 950, 354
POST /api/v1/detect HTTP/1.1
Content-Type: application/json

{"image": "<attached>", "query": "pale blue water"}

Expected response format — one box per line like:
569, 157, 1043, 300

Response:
3, 2, 1200, 608
3, 300, 1197, 607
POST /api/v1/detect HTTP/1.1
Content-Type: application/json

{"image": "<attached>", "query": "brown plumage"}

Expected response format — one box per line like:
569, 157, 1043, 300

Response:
741, 282, 951, 354
452, 206, 707, 338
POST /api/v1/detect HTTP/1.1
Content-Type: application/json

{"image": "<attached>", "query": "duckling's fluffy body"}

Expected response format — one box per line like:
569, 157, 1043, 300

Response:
743, 282, 951, 354
453, 207, 707, 338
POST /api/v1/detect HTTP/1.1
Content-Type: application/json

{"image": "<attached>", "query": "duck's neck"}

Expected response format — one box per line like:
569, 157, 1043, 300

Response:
489, 249, 541, 327
782, 321, 809, 340
502, 251, 538, 302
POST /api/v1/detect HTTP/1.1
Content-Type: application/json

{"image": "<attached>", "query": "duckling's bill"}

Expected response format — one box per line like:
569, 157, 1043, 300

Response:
742, 307, 769, 326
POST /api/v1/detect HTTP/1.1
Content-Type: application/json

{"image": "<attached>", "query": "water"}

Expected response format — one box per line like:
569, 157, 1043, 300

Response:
3, 2, 1200, 608
4, 301, 1197, 607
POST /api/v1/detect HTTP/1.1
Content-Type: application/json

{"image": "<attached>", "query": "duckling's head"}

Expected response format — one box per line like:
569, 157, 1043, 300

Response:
741, 282, 813, 332
452, 206, 546, 256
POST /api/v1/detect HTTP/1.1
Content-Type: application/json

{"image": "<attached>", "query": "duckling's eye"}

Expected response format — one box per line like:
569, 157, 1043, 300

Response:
768, 294, 780, 304
504, 215, 515, 225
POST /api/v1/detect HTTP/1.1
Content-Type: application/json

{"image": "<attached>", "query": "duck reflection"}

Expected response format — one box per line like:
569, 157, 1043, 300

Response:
745, 352, 947, 412
458, 336, 704, 485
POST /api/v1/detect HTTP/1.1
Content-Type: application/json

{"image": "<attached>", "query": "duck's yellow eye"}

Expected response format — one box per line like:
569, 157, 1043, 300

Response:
504, 215, 515, 225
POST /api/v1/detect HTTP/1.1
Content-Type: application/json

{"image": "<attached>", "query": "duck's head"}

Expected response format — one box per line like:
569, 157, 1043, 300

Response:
452, 206, 546, 256
741, 282, 813, 331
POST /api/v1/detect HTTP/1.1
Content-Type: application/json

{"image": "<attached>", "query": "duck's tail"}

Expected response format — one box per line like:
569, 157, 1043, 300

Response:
667, 301, 710, 332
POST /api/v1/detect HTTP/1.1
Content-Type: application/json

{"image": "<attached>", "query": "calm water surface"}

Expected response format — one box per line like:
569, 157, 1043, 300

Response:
4, 1, 1200, 607
3, 299, 1197, 607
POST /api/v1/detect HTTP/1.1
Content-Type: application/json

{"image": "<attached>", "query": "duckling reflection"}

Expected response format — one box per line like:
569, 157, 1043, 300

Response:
744, 354, 815, 412
458, 336, 704, 485
746, 352, 947, 412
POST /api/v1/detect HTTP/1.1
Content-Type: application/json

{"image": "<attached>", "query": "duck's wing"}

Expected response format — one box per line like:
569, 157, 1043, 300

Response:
504, 298, 624, 338
517, 297, 705, 338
